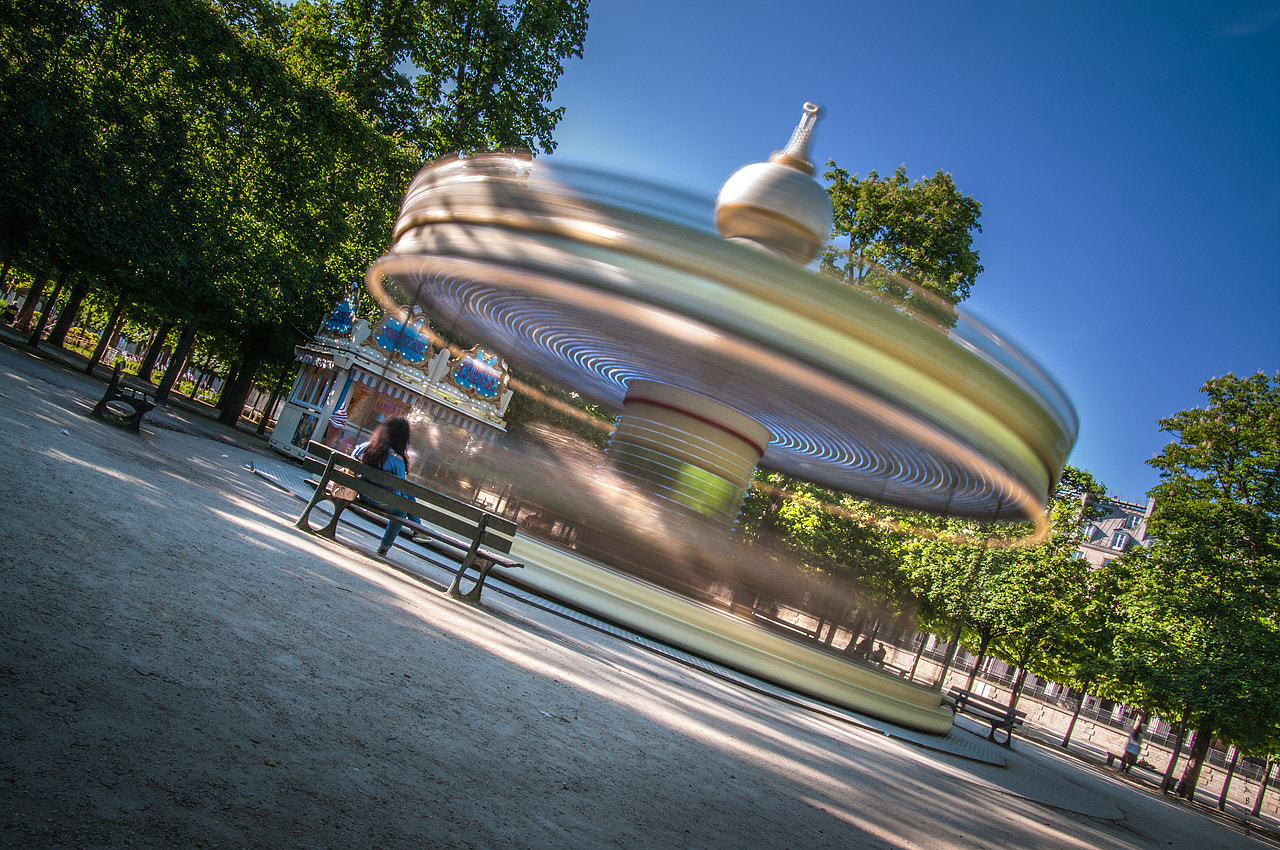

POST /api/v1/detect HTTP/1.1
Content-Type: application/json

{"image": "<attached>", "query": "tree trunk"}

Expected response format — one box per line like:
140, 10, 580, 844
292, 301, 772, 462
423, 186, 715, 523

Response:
256, 368, 291, 435
907, 633, 927, 682
1175, 726, 1214, 800
47, 277, 88, 347
85, 291, 128, 375
842, 612, 868, 656
1217, 746, 1239, 810
26, 266, 69, 347
962, 629, 992, 693
1007, 665, 1030, 713
823, 601, 850, 646
216, 361, 241, 409
1060, 686, 1091, 749
934, 619, 964, 689
1004, 638, 1041, 713
138, 320, 176, 382
217, 343, 265, 426
1252, 760, 1274, 817
155, 306, 206, 404
1161, 708, 1190, 794
13, 271, 48, 331
191, 354, 218, 401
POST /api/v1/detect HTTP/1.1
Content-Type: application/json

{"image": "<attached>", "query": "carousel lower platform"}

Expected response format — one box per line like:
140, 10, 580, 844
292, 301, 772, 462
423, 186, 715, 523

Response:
248, 455, 953, 735
504, 536, 955, 736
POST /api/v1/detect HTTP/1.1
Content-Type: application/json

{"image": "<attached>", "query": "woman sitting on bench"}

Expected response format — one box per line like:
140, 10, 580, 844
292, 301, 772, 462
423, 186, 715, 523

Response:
353, 416, 413, 557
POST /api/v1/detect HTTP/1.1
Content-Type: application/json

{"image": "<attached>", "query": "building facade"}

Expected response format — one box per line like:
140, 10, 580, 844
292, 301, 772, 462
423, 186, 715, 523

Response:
1076, 493, 1155, 569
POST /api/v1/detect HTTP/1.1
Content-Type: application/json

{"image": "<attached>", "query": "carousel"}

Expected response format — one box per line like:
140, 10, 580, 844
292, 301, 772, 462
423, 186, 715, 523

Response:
348, 104, 1077, 734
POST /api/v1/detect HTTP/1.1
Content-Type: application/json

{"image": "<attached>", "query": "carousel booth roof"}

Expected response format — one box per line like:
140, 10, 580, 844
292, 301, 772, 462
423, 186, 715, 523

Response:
268, 296, 513, 462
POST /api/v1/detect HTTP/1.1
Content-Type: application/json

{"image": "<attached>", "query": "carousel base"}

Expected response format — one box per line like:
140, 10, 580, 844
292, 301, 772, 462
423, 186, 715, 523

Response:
505, 536, 955, 735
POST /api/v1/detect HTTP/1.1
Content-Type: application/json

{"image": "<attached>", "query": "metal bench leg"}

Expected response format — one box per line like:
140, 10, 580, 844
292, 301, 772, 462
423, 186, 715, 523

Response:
450, 561, 499, 603
447, 517, 490, 602
297, 495, 350, 540
296, 458, 347, 539
989, 725, 1014, 748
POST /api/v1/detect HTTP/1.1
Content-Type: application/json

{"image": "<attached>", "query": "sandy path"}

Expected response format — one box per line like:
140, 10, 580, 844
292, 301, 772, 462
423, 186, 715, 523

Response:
0, 341, 1271, 850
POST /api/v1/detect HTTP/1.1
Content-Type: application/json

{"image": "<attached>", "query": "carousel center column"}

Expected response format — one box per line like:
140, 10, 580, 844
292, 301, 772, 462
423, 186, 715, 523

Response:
606, 380, 773, 532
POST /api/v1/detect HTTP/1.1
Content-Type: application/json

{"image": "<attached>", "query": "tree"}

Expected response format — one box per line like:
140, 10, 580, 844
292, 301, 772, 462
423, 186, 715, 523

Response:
1040, 556, 1130, 747
821, 163, 982, 326
902, 516, 1025, 687
986, 505, 1092, 713
285, 0, 589, 156
1114, 372, 1280, 799
900, 466, 1106, 705
414, 0, 590, 155
737, 474, 915, 645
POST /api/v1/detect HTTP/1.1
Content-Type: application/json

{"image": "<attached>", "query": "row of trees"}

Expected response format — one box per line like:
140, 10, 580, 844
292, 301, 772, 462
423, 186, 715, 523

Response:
1, 0, 588, 418
758, 147, 1278, 802
742, 372, 1279, 802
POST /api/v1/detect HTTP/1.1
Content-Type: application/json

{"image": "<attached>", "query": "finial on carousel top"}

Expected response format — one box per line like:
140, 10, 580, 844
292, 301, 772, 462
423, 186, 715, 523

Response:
770, 101, 822, 175
714, 102, 833, 265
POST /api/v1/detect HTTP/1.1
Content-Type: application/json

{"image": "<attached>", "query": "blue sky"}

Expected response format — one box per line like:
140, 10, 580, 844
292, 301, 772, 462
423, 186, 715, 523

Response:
542, 1, 1280, 501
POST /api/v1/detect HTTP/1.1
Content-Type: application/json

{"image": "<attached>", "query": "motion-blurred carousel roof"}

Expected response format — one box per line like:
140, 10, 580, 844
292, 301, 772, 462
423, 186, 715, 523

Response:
365, 114, 1077, 521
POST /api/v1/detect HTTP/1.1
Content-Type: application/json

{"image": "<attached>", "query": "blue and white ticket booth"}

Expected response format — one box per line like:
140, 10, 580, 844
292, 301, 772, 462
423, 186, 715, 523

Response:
269, 294, 512, 471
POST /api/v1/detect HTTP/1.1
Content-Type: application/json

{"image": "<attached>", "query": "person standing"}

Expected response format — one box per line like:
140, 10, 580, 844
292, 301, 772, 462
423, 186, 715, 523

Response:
353, 416, 413, 557
1122, 719, 1145, 772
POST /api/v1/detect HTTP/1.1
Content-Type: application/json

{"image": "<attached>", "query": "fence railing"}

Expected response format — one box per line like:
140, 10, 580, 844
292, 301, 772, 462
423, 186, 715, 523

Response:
997, 675, 1276, 787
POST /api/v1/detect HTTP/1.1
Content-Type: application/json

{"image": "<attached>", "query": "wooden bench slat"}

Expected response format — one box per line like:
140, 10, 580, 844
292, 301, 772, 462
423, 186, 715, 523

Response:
300, 453, 516, 538
295, 441, 521, 603
325, 468, 515, 552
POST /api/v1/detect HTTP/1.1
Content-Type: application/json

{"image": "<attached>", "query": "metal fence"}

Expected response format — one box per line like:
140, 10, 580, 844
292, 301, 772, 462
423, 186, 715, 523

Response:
1004, 675, 1276, 787
874, 631, 1277, 788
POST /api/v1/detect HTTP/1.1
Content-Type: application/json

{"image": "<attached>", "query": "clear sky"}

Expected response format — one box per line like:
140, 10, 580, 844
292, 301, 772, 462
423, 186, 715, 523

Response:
542, 0, 1280, 502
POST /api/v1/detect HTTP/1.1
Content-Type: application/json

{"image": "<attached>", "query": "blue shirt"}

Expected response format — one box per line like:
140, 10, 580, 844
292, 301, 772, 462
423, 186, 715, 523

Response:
353, 442, 408, 498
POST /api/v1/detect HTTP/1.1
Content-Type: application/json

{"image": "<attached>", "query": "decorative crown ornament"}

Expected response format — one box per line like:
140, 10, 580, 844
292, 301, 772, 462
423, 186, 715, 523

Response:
714, 102, 833, 264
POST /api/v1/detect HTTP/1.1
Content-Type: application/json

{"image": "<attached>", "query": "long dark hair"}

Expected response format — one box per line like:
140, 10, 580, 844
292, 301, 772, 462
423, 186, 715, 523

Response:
360, 415, 410, 470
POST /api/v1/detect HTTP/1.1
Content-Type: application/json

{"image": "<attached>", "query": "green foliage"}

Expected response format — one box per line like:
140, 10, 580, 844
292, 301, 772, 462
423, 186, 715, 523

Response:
821, 163, 982, 326
284, 0, 589, 156
1055, 465, 1111, 522
739, 471, 914, 618
1113, 372, 1280, 755
413, 0, 590, 156
1035, 556, 1129, 696
898, 466, 1106, 693
0, 0, 588, 418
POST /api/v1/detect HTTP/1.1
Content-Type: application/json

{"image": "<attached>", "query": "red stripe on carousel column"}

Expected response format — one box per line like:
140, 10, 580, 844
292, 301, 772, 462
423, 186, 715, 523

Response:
622, 396, 768, 458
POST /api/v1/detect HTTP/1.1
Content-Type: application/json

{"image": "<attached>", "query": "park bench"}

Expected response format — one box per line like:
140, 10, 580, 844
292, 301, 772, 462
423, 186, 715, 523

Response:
294, 441, 522, 602
943, 687, 1026, 748
89, 361, 156, 433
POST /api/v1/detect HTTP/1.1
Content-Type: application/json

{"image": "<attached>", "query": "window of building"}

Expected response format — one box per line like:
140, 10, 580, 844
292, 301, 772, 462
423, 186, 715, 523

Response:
1111, 531, 1128, 550
1126, 514, 1142, 529
289, 364, 336, 409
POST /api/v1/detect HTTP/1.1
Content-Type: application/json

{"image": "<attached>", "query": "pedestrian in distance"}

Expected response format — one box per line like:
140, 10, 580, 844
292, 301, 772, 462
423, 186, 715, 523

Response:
1121, 719, 1145, 772
353, 415, 413, 557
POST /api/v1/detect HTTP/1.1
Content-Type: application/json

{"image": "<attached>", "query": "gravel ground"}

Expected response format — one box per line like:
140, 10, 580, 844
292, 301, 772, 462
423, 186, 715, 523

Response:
0, 339, 1273, 850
